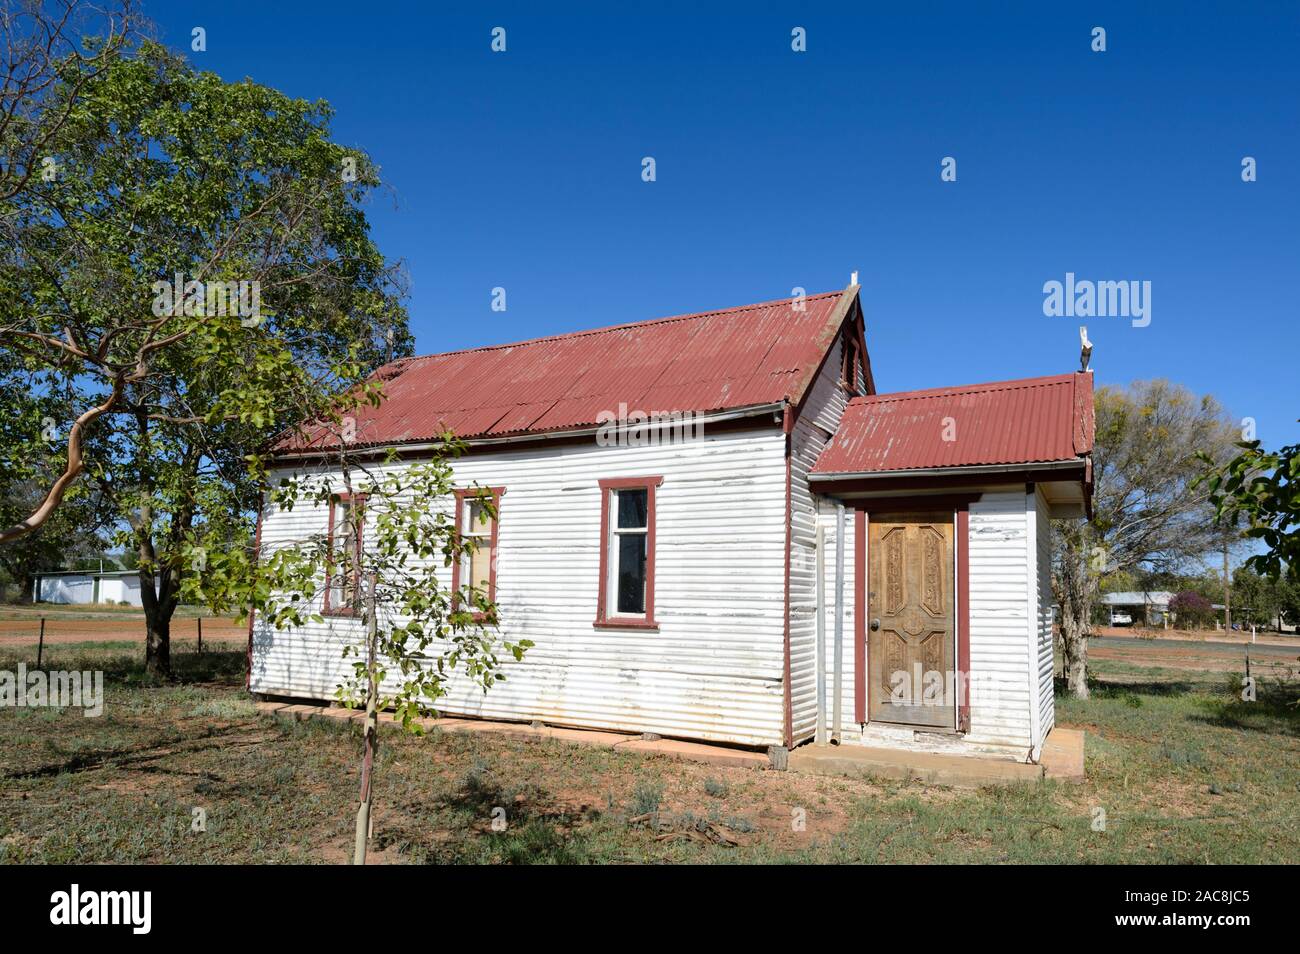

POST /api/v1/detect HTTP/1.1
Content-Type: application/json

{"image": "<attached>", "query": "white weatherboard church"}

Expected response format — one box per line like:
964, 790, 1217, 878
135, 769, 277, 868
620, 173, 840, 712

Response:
251, 284, 1094, 764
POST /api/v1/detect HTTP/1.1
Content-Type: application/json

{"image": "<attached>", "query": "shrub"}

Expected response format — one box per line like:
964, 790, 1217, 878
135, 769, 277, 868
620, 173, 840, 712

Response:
1169, 591, 1215, 628
630, 779, 663, 817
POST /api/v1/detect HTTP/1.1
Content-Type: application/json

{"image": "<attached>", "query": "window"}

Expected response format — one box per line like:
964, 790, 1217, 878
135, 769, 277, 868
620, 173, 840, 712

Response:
842, 332, 862, 395
324, 494, 365, 616
595, 477, 662, 629
452, 487, 504, 619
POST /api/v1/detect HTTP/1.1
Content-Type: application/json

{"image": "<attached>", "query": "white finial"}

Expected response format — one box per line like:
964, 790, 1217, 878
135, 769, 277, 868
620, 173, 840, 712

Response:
850, 270, 859, 286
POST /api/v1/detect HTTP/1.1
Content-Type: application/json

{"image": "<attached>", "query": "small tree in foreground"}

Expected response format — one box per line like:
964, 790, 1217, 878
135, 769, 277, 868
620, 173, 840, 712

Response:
192, 437, 532, 865
1201, 438, 1300, 581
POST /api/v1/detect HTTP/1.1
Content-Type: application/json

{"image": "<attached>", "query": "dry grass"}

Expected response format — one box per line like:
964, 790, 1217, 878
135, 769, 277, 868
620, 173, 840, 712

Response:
1, 641, 1296, 864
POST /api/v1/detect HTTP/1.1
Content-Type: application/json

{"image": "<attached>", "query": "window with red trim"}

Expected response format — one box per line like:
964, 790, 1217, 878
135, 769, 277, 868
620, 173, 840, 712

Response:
595, 477, 661, 629
842, 331, 862, 395
324, 494, 365, 616
452, 487, 503, 619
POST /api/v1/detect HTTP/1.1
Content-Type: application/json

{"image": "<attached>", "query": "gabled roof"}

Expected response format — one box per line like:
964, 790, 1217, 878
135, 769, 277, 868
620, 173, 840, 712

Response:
279, 287, 860, 453
812, 371, 1094, 476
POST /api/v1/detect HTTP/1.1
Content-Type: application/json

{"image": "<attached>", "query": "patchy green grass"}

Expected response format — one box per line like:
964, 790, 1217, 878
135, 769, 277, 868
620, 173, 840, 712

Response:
1, 645, 1296, 864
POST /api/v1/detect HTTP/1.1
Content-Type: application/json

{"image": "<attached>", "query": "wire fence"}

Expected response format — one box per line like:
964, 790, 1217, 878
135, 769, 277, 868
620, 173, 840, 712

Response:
0, 613, 245, 667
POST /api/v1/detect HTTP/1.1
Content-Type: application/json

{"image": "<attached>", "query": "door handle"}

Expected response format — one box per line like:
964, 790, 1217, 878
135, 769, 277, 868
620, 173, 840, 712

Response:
870, 618, 880, 631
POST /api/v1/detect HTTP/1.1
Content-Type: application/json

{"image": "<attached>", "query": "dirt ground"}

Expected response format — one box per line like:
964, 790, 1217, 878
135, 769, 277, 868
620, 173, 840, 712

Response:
1092, 624, 1299, 648
0, 613, 244, 646
1087, 639, 1297, 677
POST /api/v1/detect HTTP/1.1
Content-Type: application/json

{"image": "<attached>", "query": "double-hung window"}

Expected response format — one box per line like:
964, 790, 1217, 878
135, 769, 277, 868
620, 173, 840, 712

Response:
324, 494, 365, 616
452, 487, 504, 619
595, 477, 662, 629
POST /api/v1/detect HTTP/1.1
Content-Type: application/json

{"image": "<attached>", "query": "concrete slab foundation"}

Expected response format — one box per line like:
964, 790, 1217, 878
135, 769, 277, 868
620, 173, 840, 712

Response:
787, 743, 1045, 788
255, 701, 769, 771
256, 701, 1086, 786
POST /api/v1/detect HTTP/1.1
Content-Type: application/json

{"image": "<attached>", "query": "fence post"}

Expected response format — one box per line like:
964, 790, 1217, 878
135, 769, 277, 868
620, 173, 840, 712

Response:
37, 616, 46, 668
197, 616, 203, 655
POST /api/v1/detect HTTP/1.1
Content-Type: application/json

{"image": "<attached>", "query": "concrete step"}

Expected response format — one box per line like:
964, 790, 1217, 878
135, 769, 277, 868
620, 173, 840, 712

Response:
1040, 727, 1086, 780
788, 743, 1045, 788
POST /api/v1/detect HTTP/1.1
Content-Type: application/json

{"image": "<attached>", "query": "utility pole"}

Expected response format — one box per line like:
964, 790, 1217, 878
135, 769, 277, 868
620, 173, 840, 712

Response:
1223, 543, 1232, 633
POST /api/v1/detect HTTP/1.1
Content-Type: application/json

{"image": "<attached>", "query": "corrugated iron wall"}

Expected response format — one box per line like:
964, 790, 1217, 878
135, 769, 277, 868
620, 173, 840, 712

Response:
1034, 487, 1056, 753
251, 426, 790, 747
965, 491, 1035, 752
788, 337, 849, 746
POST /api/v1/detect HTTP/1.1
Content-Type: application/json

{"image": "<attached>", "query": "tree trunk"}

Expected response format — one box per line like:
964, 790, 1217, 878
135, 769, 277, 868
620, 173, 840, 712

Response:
1059, 607, 1090, 699
1052, 523, 1096, 699
353, 691, 377, 865
139, 549, 179, 679
353, 573, 379, 866
145, 609, 171, 678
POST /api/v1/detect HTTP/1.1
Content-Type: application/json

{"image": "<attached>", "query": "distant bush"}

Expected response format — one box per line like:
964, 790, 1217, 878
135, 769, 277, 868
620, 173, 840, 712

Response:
1169, 591, 1215, 628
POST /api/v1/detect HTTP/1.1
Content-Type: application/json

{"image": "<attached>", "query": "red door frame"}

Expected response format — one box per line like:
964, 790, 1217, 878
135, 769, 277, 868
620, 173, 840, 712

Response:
853, 496, 975, 730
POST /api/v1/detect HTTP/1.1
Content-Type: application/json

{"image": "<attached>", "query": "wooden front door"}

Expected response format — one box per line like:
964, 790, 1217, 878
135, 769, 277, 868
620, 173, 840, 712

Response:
867, 511, 956, 728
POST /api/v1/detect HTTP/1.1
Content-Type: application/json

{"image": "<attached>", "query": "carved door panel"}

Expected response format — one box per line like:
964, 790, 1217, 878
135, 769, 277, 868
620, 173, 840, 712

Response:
867, 512, 955, 728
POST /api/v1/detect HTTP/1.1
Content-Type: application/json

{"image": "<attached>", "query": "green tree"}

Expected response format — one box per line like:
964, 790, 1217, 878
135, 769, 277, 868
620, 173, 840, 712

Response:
1, 37, 409, 673
1053, 381, 1239, 697
1231, 566, 1300, 631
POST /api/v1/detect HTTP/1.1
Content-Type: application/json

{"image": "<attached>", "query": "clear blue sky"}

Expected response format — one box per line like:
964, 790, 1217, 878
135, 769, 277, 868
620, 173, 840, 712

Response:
153, 1, 1298, 446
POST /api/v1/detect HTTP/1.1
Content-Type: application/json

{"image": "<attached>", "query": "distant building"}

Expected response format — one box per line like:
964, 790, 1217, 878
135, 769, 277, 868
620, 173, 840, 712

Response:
1099, 591, 1175, 625
34, 570, 152, 607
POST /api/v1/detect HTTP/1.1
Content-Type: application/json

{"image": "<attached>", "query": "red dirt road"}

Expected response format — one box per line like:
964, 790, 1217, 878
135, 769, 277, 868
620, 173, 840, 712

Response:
0, 614, 244, 646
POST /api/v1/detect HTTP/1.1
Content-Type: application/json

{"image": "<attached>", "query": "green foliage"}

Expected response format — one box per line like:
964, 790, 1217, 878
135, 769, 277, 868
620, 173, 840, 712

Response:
1231, 566, 1300, 627
1201, 439, 1300, 581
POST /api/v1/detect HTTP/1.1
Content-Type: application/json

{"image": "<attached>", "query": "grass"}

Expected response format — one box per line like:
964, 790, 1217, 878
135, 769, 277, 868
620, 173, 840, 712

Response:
1, 643, 1296, 864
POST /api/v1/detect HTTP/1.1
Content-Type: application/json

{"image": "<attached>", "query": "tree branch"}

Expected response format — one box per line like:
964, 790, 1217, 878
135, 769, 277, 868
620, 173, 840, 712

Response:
0, 371, 124, 542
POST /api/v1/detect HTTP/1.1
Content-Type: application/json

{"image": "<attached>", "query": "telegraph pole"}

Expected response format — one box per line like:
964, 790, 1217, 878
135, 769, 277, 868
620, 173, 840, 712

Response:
1223, 543, 1232, 633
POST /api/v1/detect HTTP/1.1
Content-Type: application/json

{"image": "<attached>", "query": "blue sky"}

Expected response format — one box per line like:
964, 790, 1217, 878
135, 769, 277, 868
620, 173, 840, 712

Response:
153, 1, 1299, 446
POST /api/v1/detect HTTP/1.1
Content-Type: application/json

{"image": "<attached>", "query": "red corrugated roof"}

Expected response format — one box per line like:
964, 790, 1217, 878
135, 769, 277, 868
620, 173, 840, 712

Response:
811, 372, 1094, 475
279, 288, 854, 452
